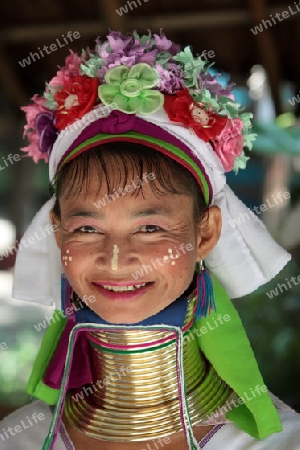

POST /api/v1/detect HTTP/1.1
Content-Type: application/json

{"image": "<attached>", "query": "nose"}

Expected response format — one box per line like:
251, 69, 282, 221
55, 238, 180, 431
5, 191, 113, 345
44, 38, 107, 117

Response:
95, 236, 140, 272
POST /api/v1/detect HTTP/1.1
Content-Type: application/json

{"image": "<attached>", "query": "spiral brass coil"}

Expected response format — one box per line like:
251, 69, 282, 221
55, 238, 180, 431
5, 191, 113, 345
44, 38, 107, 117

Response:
65, 297, 231, 441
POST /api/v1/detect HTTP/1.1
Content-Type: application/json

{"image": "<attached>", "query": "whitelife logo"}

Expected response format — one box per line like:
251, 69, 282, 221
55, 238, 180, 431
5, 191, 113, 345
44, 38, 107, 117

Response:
0, 224, 58, 262
18, 31, 81, 68
0, 153, 21, 171
250, 2, 300, 35
228, 191, 290, 228
0, 412, 45, 442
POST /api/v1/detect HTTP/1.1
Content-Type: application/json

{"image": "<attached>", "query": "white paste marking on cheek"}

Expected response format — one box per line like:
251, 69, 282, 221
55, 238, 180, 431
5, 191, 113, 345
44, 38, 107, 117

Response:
62, 249, 72, 266
111, 244, 120, 271
167, 248, 177, 263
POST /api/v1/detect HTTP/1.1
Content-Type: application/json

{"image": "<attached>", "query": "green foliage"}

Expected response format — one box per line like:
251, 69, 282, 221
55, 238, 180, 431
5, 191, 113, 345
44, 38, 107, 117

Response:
234, 260, 300, 411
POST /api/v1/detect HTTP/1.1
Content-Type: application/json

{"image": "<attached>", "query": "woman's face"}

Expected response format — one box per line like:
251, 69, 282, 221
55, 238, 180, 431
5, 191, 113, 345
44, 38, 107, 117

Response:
52, 161, 221, 324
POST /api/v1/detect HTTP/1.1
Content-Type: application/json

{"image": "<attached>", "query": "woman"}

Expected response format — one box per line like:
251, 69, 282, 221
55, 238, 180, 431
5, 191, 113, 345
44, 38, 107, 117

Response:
2, 30, 300, 449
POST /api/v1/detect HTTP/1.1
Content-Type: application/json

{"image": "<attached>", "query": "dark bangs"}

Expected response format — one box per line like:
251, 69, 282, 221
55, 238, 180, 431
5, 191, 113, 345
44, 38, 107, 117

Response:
51, 142, 208, 221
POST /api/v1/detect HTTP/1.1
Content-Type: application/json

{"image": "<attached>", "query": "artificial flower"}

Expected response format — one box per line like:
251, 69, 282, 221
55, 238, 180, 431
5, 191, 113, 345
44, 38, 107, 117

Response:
49, 50, 83, 89
81, 52, 103, 78
96, 31, 159, 71
212, 118, 244, 172
21, 133, 48, 164
98, 63, 164, 115
197, 72, 236, 100
35, 112, 58, 154
164, 89, 227, 142
153, 30, 181, 55
21, 30, 254, 170
22, 95, 47, 135
21, 95, 50, 163
54, 76, 98, 130
156, 63, 184, 94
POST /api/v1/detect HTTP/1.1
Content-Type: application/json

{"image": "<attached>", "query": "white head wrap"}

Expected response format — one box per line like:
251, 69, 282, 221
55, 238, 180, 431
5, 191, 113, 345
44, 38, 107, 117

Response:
12, 106, 291, 306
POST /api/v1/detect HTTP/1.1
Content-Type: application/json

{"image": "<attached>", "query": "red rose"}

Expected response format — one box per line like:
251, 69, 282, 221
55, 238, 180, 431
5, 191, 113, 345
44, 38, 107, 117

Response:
164, 89, 227, 142
54, 76, 98, 130
212, 118, 244, 172
164, 89, 193, 126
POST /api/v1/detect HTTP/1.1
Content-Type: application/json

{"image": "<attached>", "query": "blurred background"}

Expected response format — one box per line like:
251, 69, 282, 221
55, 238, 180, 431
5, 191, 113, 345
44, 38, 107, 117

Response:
1, 0, 300, 420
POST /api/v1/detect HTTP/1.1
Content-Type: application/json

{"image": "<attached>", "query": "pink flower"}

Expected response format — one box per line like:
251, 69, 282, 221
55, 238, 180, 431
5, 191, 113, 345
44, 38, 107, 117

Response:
21, 95, 49, 163
21, 133, 48, 163
49, 50, 83, 88
213, 118, 244, 172
22, 95, 47, 134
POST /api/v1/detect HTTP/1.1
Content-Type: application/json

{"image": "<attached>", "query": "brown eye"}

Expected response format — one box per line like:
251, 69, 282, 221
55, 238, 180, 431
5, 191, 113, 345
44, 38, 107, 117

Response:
139, 225, 162, 233
76, 226, 97, 233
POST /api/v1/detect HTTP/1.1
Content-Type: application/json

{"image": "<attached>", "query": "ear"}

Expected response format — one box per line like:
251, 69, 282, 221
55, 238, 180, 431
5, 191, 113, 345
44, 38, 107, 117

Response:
196, 205, 222, 261
50, 210, 62, 250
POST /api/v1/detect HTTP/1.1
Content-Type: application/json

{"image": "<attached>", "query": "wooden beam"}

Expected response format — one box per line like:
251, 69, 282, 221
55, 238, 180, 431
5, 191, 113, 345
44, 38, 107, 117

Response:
1, 6, 298, 43
99, 0, 127, 33
0, 46, 28, 106
248, 0, 282, 115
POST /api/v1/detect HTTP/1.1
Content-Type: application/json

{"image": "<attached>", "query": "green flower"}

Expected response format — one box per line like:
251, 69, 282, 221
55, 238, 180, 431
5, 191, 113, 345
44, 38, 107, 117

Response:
98, 63, 164, 115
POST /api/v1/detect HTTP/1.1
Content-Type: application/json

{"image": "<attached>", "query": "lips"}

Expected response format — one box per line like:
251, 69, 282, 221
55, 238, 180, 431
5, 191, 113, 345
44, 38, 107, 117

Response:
91, 281, 153, 300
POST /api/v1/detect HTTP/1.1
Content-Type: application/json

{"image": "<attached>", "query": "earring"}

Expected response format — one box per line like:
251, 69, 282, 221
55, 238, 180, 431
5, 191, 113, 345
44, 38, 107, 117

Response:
195, 260, 216, 320
61, 274, 73, 316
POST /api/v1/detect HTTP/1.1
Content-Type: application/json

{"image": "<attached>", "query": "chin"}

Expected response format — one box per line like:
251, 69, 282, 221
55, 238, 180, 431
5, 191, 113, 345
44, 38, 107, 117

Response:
99, 310, 152, 325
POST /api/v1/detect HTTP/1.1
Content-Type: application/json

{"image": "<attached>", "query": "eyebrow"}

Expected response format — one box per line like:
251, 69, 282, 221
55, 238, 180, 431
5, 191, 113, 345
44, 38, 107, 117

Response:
66, 206, 172, 220
130, 207, 172, 218
67, 210, 105, 220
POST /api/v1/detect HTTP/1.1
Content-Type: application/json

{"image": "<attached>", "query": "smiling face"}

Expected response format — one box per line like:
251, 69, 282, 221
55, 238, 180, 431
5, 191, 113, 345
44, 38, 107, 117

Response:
51, 145, 221, 324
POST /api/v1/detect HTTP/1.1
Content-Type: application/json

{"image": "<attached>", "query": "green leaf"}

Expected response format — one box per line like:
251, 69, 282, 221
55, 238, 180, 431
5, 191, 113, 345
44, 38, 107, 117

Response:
233, 152, 249, 173
80, 54, 103, 78
156, 52, 172, 66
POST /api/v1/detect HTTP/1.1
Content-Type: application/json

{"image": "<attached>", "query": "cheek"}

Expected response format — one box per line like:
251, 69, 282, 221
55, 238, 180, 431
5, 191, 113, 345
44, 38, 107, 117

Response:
61, 248, 73, 267
60, 244, 87, 278
157, 246, 196, 276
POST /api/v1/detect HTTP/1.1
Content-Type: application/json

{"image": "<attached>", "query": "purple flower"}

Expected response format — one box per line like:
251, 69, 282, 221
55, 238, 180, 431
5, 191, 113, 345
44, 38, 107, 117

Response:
198, 73, 235, 100
107, 33, 132, 53
154, 30, 181, 55
35, 112, 58, 154
96, 31, 159, 72
156, 63, 185, 94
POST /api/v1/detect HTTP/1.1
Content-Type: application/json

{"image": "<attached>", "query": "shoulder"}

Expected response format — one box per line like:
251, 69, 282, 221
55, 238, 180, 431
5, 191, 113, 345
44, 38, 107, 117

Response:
0, 401, 65, 450
201, 409, 300, 449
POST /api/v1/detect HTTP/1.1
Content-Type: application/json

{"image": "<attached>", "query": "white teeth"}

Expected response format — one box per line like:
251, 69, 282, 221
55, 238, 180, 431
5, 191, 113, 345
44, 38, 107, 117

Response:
101, 283, 147, 292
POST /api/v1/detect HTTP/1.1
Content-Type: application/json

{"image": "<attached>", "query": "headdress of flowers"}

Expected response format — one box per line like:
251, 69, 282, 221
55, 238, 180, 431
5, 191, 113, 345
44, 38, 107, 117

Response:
21, 30, 256, 172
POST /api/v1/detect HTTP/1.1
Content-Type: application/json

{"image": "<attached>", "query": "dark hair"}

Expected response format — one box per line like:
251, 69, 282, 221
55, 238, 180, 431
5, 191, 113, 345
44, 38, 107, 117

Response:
51, 142, 208, 223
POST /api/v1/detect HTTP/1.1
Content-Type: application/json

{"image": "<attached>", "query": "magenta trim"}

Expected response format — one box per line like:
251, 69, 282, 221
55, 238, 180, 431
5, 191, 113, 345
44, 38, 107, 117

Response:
199, 424, 224, 447
59, 422, 74, 450
88, 332, 176, 351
